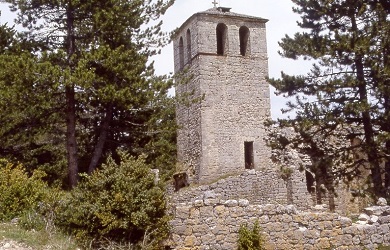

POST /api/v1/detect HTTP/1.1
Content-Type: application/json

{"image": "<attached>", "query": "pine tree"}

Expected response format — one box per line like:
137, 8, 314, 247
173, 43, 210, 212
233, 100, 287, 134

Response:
269, 0, 390, 198
1, 0, 175, 187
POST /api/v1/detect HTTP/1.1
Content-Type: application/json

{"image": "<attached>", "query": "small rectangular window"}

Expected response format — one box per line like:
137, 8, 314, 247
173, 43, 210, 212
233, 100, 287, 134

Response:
244, 141, 254, 169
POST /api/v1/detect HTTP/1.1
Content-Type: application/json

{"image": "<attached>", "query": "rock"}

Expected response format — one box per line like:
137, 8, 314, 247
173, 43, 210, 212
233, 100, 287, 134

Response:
355, 220, 368, 225
364, 206, 385, 216
224, 200, 238, 207
370, 215, 379, 224
203, 190, 216, 199
340, 217, 352, 227
313, 204, 327, 211
377, 197, 388, 206
238, 199, 249, 207
10, 218, 19, 224
204, 198, 218, 206
286, 204, 298, 214
2, 243, 11, 249
358, 213, 370, 221
194, 200, 204, 207
247, 169, 256, 175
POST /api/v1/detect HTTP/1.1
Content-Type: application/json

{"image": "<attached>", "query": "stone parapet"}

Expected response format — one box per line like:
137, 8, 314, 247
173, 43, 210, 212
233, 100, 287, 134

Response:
168, 201, 390, 249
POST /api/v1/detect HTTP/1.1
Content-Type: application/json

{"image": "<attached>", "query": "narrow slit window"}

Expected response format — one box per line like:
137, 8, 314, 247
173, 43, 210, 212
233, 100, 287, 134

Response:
179, 37, 184, 69
216, 23, 227, 55
186, 29, 192, 62
239, 26, 250, 56
244, 141, 254, 169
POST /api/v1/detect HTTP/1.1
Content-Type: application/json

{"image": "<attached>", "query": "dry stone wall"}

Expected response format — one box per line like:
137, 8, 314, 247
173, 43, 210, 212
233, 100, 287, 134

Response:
170, 169, 313, 211
168, 200, 390, 249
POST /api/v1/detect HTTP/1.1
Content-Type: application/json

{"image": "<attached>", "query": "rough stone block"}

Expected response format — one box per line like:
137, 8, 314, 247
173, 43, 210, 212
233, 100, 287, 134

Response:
200, 233, 216, 245
189, 207, 200, 219
175, 206, 191, 219
184, 236, 197, 247
371, 234, 383, 244
194, 200, 204, 207
352, 235, 360, 245
203, 198, 218, 206
238, 199, 249, 207
377, 197, 387, 206
340, 217, 353, 227
364, 206, 385, 216
358, 213, 370, 221
379, 215, 390, 224
224, 200, 238, 207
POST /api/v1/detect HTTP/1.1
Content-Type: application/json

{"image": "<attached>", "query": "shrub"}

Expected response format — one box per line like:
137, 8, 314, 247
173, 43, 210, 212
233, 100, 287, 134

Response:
57, 152, 169, 249
19, 187, 66, 232
237, 220, 265, 250
0, 160, 48, 221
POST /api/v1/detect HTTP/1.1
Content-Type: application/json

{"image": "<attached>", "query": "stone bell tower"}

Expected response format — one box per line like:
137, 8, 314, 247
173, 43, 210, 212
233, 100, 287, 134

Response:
173, 7, 270, 184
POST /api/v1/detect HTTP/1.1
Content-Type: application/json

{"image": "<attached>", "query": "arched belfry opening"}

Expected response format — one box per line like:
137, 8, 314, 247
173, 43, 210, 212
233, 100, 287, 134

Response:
186, 29, 192, 63
179, 37, 184, 69
216, 23, 228, 55
239, 26, 250, 56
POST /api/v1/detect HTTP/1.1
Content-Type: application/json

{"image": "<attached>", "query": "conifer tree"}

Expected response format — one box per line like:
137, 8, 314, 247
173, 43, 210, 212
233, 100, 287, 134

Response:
269, 0, 390, 198
0, 0, 175, 187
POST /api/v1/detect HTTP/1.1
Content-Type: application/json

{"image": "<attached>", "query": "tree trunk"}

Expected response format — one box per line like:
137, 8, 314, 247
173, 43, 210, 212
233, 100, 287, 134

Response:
383, 98, 390, 196
88, 104, 114, 174
355, 59, 383, 196
351, 14, 383, 197
66, 2, 79, 188
66, 85, 79, 187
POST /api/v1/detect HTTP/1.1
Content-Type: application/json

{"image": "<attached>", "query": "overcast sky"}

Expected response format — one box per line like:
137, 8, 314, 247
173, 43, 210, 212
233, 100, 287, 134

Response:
0, 0, 310, 118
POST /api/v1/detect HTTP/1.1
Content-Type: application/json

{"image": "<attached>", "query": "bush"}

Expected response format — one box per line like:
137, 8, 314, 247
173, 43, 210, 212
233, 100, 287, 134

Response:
237, 220, 265, 250
19, 187, 66, 232
0, 160, 48, 221
57, 152, 169, 249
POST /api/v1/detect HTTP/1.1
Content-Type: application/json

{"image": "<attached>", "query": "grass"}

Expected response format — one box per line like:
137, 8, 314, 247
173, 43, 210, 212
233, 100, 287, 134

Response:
0, 222, 80, 250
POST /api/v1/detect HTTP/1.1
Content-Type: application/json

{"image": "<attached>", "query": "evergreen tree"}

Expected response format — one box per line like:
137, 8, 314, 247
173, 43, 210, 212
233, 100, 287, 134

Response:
0, 0, 175, 187
0, 24, 68, 183
269, 0, 390, 198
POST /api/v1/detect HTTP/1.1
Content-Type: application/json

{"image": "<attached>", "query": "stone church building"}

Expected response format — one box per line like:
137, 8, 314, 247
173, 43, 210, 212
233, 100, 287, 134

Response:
172, 6, 313, 207
166, 6, 390, 250
174, 6, 271, 185
171, 4, 370, 215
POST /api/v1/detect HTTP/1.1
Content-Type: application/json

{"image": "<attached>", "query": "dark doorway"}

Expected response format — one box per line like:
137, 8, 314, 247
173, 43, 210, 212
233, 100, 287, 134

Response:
244, 141, 254, 169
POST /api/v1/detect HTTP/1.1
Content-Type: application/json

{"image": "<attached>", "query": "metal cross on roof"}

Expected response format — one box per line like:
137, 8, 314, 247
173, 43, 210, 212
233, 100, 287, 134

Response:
212, 0, 218, 7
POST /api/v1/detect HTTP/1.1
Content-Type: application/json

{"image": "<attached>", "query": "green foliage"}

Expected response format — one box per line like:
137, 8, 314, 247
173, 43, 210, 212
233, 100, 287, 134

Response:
268, 0, 390, 198
1, 0, 176, 187
19, 186, 67, 232
237, 220, 265, 250
57, 151, 169, 249
0, 160, 48, 221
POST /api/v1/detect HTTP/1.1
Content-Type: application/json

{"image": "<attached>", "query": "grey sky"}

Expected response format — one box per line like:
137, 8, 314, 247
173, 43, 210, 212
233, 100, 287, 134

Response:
0, 0, 310, 118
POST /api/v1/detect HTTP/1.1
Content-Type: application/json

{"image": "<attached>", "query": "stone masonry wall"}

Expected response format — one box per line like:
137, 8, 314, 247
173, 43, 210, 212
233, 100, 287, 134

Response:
170, 168, 313, 211
168, 200, 390, 249
173, 9, 271, 184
